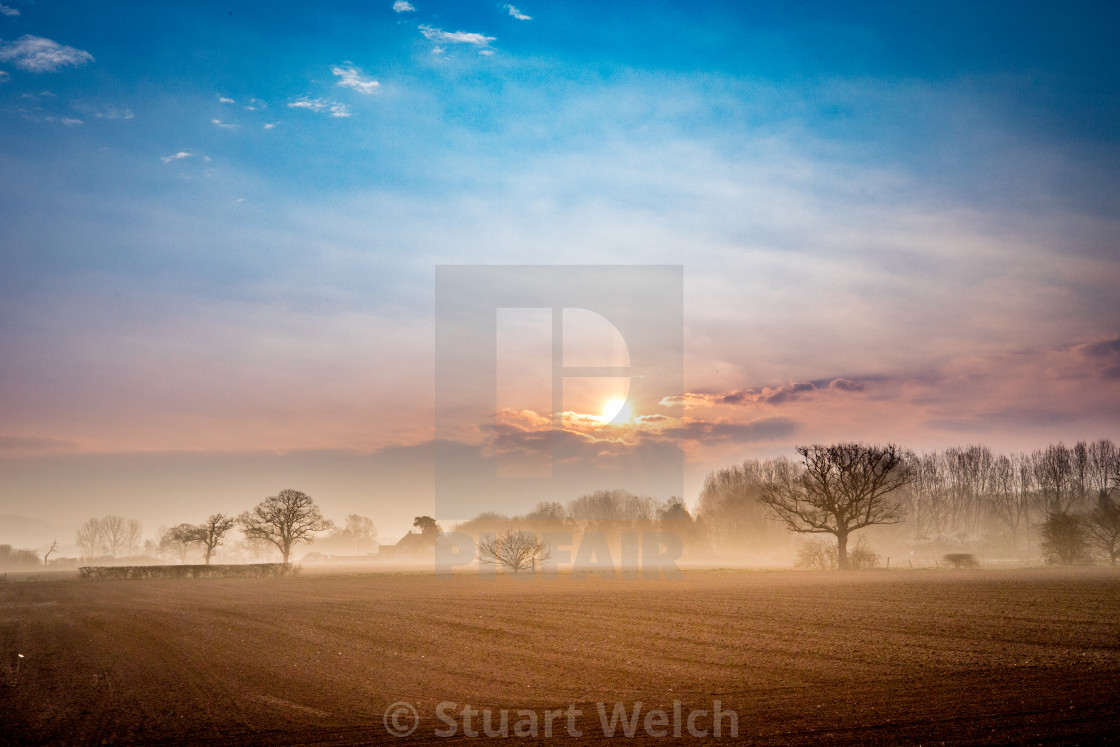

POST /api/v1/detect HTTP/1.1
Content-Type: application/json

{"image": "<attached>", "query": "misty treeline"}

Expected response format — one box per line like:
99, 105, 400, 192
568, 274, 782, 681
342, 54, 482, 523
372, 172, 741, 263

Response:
66, 491, 376, 566
455, 489, 705, 549
460, 438, 1120, 568
700, 439, 1120, 563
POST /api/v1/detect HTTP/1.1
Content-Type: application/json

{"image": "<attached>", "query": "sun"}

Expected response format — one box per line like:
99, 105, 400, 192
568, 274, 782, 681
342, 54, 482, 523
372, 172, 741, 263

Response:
600, 397, 632, 423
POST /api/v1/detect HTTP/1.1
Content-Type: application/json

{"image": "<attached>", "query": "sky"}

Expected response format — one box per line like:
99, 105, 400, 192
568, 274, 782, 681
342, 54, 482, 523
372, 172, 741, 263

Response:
1, 0, 1119, 548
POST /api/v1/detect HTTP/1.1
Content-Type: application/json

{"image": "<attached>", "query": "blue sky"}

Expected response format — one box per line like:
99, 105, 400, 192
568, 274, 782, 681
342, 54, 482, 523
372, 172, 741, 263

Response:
1, 1, 1119, 542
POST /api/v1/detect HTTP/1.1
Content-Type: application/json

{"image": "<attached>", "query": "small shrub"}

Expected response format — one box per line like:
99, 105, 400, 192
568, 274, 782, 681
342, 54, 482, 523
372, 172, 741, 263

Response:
942, 553, 979, 569
848, 536, 879, 570
796, 538, 838, 570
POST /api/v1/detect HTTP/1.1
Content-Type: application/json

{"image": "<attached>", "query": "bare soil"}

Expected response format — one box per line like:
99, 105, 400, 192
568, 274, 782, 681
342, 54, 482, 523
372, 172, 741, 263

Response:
2, 567, 1119, 745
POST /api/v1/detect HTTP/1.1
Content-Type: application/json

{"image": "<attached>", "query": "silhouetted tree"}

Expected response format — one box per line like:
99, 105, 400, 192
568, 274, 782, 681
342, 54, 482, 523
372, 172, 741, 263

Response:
198, 513, 236, 565
43, 540, 58, 566
239, 489, 333, 563
478, 529, 550, 573
1087, 492, 1120, 565
413, 515, 441, 537
759, 443, 912, 569
160, 523, 202, 563
1039, 511, 1089, 565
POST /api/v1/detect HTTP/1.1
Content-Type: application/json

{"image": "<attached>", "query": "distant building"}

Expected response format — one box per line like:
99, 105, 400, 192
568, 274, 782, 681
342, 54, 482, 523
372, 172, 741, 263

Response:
377, 530, 436, 559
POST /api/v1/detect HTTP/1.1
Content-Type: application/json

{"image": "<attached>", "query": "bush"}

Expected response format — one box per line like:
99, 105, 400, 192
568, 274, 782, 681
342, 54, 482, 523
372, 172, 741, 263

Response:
78, 563, 299, 580
1039, 511, 1090, 566
795, 538, 838, 570
942, 553, 979, 569
848, 537, 880, 570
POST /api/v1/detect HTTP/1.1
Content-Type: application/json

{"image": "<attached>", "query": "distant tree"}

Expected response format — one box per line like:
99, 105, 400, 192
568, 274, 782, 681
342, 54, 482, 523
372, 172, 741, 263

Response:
43, 540, 59, 566
1086, 492, 1120, 565
160, 523, 203, 563
0, 545, 41, 570
413, 515, 442, 537
477, 529, 550, 573
759, 443, 913, 570
239, 489, 333, 563
1039, 511, 1089, 565
524, 501, 567, 523
75, 515, 139, 558
658, 497, 705, 553
197, 513, 236, 565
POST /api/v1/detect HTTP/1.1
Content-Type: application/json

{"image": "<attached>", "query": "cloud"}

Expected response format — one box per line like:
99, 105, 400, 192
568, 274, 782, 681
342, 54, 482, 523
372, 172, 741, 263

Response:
57, 117, 82, 126
504, 4, 531, 20
0, 435, 77, 453
393, 1, 415, 12
419, 24, 495, 49
218, 96, 235, 104
71, 102, 134, 120
161, 151, 192, 163
0, 4, 19, 17
211, 118, 237, 129
263, 122, 276, 130
0, 35, 94, 73
828, 378, 864, 392
660, 417, 798, 444
288, 97, 351, 117
332, 64, 379, 95
243, 97, 266, 110
0, 70, 8, 83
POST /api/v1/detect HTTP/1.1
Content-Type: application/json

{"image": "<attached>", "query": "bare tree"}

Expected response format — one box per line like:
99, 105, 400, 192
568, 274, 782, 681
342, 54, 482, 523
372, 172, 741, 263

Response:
759, 443, 913, 569
43, 539, 59, 566
239, 489, 333, 563
160, 523, 202, 563
75, 515, 141, 559
1087, 492, 1120, 565
76, 518, 105, 558
198, 513, 236, 565
478, 529, 551, 573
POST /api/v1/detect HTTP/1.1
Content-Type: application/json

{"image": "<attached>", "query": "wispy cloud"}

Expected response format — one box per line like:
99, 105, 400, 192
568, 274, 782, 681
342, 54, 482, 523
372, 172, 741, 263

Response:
419, 24, 495, 53
393, 1, 415, 12
57, 117, 82, 126
161, 151, 192, 163
0, 70, 8, 83
661, 379, 864, 408
332, 64, 379, 95
211, 118, 237, 129
218, 95, 235, 104
504, 4, 531, 20
0, 4, 19, 17
287, 97, 351, 118
72, 102, 134, 120
0, 35, 94, 73
243, 97, 266, 110
263, 122, 276, 130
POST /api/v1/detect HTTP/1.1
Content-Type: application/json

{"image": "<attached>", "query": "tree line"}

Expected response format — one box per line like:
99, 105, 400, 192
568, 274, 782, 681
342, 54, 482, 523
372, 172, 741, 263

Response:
70, 489, 374, 566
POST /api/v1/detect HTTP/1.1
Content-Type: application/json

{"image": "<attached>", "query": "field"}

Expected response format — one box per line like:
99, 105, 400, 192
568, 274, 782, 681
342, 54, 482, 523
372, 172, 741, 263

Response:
2, 567, 1120, 745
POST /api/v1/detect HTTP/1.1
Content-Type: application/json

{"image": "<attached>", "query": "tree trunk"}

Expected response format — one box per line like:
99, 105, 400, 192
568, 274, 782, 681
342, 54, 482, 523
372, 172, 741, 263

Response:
836, 531, 850, 570
282, 546, 290, 564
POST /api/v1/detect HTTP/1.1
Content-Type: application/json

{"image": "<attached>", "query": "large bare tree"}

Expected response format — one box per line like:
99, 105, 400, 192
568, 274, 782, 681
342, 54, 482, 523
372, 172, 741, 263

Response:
759, 443, 913, 569
478, 529, 551, 573
238, 490, 333, 563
